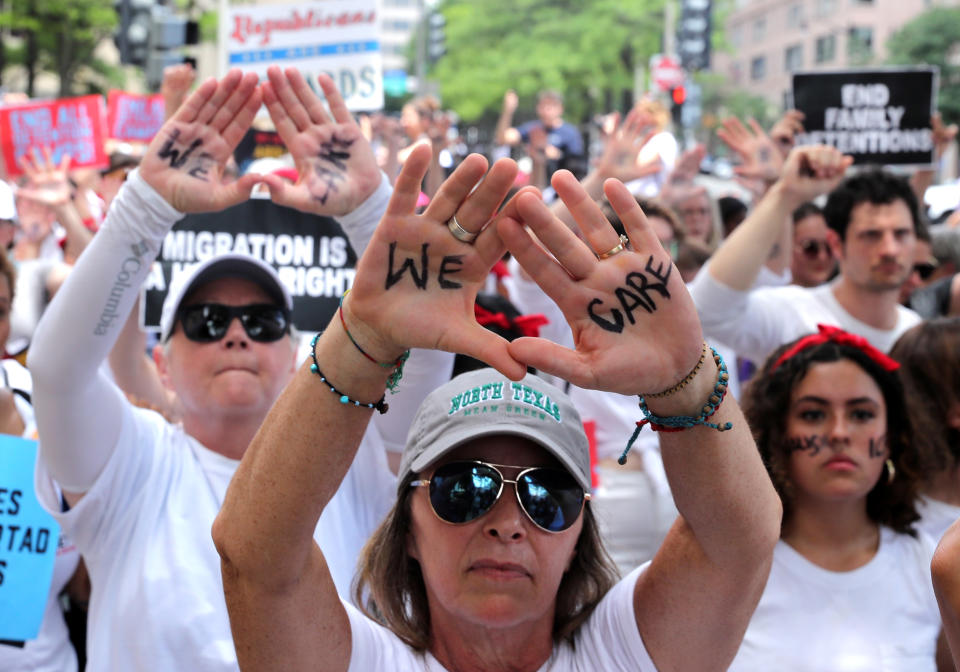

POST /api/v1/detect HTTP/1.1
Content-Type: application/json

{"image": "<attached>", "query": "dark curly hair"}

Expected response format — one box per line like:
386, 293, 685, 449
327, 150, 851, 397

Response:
822, 168, 920, 242
741, 337, 921, 536
889, 318, 960, 480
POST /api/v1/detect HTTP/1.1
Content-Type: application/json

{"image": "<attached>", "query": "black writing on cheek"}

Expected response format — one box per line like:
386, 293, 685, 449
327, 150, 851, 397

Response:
784, 435, 828, 456
157, 129, 203, 170
385, 242, 429, 290
438, 255, 464, 289
868, 435, 887, 459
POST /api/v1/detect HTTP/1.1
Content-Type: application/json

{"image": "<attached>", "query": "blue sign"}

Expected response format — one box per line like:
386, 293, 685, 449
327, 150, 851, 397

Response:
0, 435, 60, 641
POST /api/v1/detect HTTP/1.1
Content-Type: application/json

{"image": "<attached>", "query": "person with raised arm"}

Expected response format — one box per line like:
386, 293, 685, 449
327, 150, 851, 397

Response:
26, 68, 445, 672
213, 145, 782, 671
690, 145, 922, 364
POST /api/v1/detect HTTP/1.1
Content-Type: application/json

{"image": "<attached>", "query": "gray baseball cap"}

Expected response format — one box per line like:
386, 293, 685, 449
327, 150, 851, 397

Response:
398, 368, 591, 491
159, 253, 293, 342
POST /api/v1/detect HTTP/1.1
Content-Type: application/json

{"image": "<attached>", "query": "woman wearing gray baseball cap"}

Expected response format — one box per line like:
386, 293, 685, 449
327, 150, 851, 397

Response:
214, 135, 782, 669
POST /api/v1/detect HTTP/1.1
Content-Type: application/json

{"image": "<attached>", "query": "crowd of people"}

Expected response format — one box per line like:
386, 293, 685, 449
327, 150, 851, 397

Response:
3, 59, 960, 672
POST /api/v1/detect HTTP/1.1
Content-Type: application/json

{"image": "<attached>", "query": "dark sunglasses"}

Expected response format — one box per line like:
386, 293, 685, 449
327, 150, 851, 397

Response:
913, 262, 938, 280
176, 303, 290, 343
410, 460, 589, 533
799, 239, 832, 259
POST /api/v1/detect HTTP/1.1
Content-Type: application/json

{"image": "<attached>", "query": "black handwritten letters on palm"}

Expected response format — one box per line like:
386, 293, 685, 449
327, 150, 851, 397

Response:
157, 129, 214, 181
311, 133, 355, 205
385, 242, 464, 291
587, 256, 672, 333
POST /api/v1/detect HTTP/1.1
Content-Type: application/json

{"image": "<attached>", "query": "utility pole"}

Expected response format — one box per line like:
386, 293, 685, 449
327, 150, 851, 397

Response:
416, 0, 427, 95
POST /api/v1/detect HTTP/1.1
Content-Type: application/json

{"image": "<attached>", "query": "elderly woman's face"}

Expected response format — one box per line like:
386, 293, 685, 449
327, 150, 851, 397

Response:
407, 435, 582, 632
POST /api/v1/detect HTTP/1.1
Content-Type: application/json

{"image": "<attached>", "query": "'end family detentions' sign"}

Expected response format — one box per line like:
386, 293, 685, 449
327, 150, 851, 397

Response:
791, 67, 938, 167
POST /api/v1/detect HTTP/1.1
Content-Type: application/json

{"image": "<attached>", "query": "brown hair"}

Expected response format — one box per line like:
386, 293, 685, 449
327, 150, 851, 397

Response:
600, 197, 685, 244
353, 473, 619, 651
889, 318, 960, 479
742, 337, 922, 536
0, 247, 16, 304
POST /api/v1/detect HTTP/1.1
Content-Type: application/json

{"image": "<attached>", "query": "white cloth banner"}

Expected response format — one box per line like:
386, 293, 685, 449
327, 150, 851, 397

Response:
226, 0, 384, 111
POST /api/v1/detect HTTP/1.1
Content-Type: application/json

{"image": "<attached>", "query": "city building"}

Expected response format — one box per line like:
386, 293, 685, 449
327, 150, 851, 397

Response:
714, 0, 960, 106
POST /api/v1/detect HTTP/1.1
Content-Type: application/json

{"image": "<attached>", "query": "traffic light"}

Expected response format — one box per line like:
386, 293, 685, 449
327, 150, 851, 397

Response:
427, 11, 446, 64
671, 86, 686, 127
678, 0, 712, 72
114, 0, 154, 66
145, 7, 195, 90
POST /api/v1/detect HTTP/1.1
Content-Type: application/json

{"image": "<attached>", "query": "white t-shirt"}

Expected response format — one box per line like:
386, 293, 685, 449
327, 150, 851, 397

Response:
690, 270, 922, 364
626, 131, 679, 198
34, 403, 395, 672
729, 528, 941, 672
345, 566, 656, 671
916, 495, 960, 542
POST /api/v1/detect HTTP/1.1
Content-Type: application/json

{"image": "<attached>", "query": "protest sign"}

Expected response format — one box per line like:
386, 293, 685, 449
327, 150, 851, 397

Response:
791, 67, 938, 166
0, 95, 108, 178
225, 0, 384, 111
234, 128, 287, 172
140, 196, 357, 333
0, 435, 61, 642
107, 90, 165, 143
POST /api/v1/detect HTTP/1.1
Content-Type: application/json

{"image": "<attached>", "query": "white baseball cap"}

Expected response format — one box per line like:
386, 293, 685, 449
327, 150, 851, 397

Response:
159, 253, 293, 342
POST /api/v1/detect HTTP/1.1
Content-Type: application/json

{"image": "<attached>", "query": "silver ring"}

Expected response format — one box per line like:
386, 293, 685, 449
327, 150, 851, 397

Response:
447, 215, 478, 244
596, 234, 630, 260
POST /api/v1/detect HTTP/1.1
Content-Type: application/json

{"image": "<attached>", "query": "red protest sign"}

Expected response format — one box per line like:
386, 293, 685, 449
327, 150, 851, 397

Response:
107, 90, 165, 143
0, 95, 108, 178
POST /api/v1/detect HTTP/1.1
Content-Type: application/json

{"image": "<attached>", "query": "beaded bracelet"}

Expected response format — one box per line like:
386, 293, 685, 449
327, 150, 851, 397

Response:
339, 290, 411, 392
617, 346, 733, 465
644, 341, 708, 399
309, 333, 389, 414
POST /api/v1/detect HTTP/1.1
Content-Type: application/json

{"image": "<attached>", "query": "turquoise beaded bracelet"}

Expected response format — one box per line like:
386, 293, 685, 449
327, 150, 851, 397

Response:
309, 333, 389, 414
618, 346, 733, 465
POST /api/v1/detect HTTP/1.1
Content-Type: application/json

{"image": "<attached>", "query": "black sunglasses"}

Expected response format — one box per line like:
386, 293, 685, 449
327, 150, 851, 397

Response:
913, 262, 938, 281
799, 239, 832, 259
411, 460, 589, 533
176, 303, 290, 343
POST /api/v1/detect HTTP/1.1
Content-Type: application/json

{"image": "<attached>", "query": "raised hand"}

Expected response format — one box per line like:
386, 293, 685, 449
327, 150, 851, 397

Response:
776, 145, 852, 206
139, 69, 263, 213
716, 116, 784, 183
161, 63, 197, 120
498, 171, 704, 395
17, 147, 73, 208
593, 105, 657, 183
769, 109, 806, 157
260, 66, 381, 217
343, 145, 525, 380
932, 113, 958, 159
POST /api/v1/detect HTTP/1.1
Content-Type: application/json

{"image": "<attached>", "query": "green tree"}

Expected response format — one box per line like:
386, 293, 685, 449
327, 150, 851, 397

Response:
0, 0, 120, 96
431, 0, 666, 123
886, 7, 960, 123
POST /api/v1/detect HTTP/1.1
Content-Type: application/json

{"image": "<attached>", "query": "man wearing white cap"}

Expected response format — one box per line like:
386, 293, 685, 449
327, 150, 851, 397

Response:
26, 70, 422, 671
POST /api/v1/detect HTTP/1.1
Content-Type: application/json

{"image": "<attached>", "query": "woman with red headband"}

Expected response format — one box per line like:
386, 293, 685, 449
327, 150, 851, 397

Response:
728, 324, 948, 670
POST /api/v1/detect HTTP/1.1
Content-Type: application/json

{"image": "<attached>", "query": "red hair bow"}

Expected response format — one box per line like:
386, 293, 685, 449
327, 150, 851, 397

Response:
475, 305, 549, 338
771, 324, 900, 373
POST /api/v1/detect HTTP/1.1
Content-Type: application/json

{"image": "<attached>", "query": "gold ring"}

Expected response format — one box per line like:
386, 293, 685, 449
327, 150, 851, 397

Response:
447, 215, 478, 244
596, 234, 630, 260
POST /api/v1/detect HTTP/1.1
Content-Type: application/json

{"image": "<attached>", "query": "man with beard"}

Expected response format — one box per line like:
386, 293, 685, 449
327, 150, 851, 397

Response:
690, 145, 921, 362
